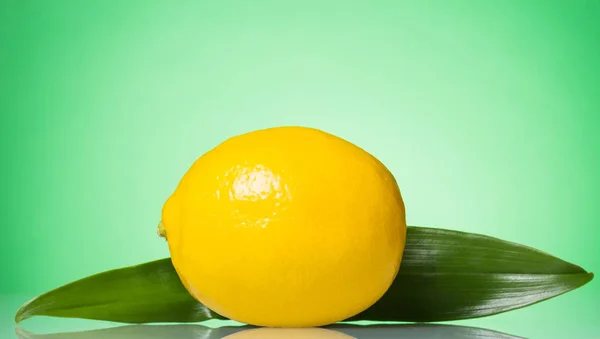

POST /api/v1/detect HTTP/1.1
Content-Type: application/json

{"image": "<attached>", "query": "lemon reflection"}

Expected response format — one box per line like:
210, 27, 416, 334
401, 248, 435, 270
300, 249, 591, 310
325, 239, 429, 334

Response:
223, 327, 355, 339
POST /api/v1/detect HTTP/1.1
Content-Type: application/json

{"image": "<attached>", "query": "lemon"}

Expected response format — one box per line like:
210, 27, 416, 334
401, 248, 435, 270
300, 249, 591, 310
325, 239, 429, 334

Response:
159, 126, 406, 327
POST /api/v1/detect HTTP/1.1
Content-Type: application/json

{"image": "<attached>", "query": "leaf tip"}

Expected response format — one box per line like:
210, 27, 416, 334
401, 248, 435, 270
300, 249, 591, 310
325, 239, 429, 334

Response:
577, 272, 594, 290
14, 308, 26, 324
14, 296, 38, 324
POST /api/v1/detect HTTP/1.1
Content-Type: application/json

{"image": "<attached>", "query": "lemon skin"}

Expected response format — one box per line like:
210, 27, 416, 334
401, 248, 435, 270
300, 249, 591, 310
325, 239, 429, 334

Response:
161, 126, 406, 327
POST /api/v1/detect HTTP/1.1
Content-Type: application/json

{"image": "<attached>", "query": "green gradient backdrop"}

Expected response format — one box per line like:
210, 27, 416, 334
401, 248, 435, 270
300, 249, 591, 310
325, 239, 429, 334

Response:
1, 1, 599, 338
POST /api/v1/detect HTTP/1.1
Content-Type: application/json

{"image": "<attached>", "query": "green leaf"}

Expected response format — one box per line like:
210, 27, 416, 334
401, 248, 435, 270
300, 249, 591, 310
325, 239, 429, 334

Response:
15, 258, 223, 324
16, 324, 525, 339
349, 227, 594, 322
15, 226, 594, 324
350, 272, 592, 322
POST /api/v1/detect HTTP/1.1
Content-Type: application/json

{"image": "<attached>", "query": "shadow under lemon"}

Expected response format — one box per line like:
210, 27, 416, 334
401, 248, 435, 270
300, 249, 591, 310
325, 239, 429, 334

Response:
15, 323, 524, 339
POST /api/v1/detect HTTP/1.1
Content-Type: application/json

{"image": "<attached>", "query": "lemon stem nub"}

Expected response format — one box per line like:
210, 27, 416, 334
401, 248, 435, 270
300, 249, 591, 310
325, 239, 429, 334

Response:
157, 221, 167, 240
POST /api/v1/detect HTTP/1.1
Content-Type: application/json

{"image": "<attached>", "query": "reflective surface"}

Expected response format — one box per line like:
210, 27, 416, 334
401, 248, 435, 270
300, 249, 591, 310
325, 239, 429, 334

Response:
15, 324, 525, 339
3, 294, 600, 339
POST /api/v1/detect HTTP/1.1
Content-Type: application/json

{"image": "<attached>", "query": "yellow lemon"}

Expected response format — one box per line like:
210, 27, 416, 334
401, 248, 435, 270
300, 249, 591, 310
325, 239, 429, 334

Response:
159, 126, 406, 327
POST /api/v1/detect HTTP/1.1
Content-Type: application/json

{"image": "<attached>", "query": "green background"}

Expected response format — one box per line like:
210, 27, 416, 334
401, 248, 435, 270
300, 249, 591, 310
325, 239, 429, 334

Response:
1, 1, 599, 338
